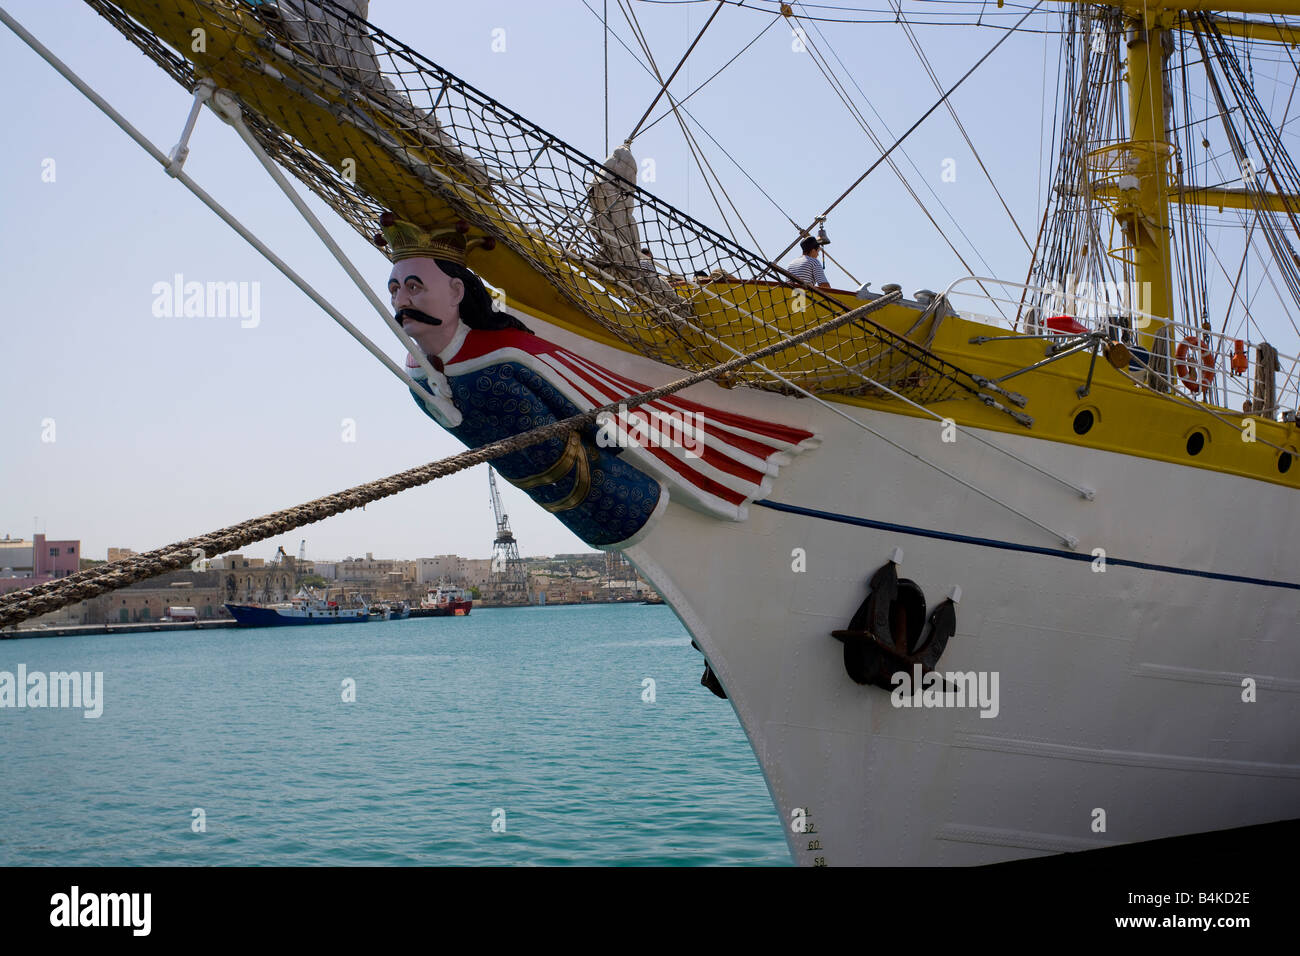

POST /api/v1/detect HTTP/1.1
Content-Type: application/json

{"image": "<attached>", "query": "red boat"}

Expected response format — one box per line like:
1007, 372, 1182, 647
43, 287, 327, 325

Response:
410, 585, 472, 618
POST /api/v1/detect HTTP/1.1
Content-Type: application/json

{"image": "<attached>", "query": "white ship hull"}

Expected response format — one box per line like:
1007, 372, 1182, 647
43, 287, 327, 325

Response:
534, 311, 1300, 866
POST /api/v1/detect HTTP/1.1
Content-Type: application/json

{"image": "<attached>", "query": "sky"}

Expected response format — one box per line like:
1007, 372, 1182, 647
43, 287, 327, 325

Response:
1, 1, 1296, 565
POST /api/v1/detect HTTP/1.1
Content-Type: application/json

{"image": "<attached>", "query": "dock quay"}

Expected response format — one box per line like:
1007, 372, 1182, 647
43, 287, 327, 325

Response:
2, 620, 240, 640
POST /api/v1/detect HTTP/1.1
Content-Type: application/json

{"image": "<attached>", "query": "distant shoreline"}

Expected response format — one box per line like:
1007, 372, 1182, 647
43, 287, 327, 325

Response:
1, 600, 668, 640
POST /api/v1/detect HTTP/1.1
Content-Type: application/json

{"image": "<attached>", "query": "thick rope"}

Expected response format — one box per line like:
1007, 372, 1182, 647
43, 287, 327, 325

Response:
0, 293, 899, 630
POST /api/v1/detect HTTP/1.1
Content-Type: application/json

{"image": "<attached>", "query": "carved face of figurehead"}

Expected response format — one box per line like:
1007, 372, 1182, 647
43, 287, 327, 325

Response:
388, 256, 465, 358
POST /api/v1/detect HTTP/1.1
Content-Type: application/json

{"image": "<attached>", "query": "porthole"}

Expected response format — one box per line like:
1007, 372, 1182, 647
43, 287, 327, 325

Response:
1186, 431, 1206, 456
1280, 451, 1294, 475
1072, 409, 1094, 435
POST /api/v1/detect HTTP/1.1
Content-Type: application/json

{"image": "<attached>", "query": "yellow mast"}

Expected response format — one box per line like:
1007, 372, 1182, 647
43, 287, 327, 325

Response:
1073, 2, 1300, 336
1123, 6, 1174, 336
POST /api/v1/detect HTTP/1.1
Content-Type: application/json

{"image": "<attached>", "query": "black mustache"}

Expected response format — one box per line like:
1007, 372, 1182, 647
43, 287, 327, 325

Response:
396, 307, 442, 327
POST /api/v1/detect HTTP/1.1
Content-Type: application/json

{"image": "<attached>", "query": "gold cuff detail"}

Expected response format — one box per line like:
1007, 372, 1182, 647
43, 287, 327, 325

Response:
511, 431, 594, 513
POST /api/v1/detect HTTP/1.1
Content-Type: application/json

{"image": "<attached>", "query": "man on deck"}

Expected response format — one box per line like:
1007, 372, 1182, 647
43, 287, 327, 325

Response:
784, 236, 831, 289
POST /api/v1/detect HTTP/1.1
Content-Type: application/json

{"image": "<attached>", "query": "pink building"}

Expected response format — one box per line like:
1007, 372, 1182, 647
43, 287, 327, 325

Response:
33, 534, 80, 578
0, 533, 81, 597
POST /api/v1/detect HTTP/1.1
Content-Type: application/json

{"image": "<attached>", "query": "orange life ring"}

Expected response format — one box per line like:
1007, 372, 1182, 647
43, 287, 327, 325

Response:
1175, 335, 1215, 394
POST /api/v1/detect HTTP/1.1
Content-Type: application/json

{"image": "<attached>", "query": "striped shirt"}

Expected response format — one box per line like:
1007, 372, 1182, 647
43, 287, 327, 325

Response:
784, 254, 828, 286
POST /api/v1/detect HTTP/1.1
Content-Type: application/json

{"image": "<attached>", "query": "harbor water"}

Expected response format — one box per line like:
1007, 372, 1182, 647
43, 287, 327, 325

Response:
0, 604, 790, 866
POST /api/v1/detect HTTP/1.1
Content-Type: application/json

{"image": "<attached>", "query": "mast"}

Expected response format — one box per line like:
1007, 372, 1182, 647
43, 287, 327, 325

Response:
1123, 7, 1173, 334
1077, 1, 1300, 338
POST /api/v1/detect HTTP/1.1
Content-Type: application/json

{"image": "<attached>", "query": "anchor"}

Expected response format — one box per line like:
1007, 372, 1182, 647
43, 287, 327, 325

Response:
700, 662, 727, 700
691, 638, 728, 699
831, 560, 956, 690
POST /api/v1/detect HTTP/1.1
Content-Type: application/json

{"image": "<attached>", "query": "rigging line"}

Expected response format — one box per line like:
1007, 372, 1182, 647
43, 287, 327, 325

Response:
661, 308, 1081, 547
765, 0, 1046, 275
800, 18, 1024, 316
638, 13, 780, 138
1222, 195, 1260, 335
86, 0, 1034, 418
617, 0, 726, 208
679, 106, 772, 254
1076, 20, 1128, 300
577, 197, 1021, 407
1204, 18, 1300, 255
1201, 159, 1296, 341
882, 0, 1034, 254
1273, 14, 1300, 79
616, 0, 746, 245
0, 7, 427, 393
688, 292, 1092, 496
590, 246, 1081, 495
1026, 6, 1072, 294
642, 0, 1043, 10
605, 0, 610, 157
638, 0, 1047, 25
1185, 26, 1211, 325
1198, 24, 1300, 328
1176, 30, 1206, 331
1036, 6, 1051, 223
626, 0, 725, 144
648, 28, 779, 258
0, 292, 906, 628
1226, 108, 1300, 293
1188, 108, 1300, 182
1126, 353, 1298, 456
793, 14, 1006, 300
601, 5, 874, 287
512, 159, 1001, 415
580, 0, 805, 267
1203, 152, 1300, 342
1264, 22, 1284, 119
614, 0, 771, 254
799, 13, 1012, 292
1134, 0, 1175, 312
582, 0, 799, 233
1251, 70, 1300, 330
1248, 255, 1279, 327
1279, 71, 1298, 143
1034, 8, 1130, 308
594, 251, 1080, 538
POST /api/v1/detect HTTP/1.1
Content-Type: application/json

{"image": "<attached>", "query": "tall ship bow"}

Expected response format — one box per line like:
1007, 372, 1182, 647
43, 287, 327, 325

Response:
32, 0, 1300, 864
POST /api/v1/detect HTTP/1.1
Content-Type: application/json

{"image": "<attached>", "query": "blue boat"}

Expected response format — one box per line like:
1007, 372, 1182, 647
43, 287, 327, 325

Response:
225, 589, 370, 627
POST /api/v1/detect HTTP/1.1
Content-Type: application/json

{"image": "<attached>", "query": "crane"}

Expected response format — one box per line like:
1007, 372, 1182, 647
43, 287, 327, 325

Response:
488, 469, 529, 603
489, 469, 511, 543
259, 545, 293, 603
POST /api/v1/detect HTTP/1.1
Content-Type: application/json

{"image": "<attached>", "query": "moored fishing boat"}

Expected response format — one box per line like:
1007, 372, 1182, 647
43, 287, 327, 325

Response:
226, 587, 370, 627
410, 585, 472, 618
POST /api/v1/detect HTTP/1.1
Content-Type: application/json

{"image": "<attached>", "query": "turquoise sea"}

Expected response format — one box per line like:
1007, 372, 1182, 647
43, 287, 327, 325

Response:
0, 604, 790, 866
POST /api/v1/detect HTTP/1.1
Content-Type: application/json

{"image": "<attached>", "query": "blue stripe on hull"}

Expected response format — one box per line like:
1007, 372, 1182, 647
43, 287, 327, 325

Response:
754, 499, 1300, 592
224, 604, 371, 627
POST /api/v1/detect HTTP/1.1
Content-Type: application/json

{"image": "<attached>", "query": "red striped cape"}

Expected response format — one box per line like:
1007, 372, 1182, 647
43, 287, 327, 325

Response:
409, 328, 820, 522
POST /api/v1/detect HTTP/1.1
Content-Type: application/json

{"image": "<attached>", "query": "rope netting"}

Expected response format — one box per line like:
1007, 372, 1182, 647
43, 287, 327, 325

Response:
84, 0, 987, 404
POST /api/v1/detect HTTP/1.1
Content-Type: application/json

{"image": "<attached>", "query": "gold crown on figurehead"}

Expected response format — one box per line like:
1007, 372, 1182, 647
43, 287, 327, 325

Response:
372, 211, 495, 264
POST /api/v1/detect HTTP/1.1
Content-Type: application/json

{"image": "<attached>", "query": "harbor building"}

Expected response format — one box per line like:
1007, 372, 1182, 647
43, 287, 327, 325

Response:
0, 533, 82, 597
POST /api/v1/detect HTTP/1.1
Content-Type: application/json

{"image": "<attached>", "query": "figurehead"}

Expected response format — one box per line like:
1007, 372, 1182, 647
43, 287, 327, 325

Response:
374, 211, 529, 357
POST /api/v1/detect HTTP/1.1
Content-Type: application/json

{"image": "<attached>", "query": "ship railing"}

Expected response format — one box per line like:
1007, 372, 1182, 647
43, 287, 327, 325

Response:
941, 276, 1300, 421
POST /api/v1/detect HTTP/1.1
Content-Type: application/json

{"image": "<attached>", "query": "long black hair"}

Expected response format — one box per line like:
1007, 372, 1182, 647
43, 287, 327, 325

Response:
435, 259, 533, 333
